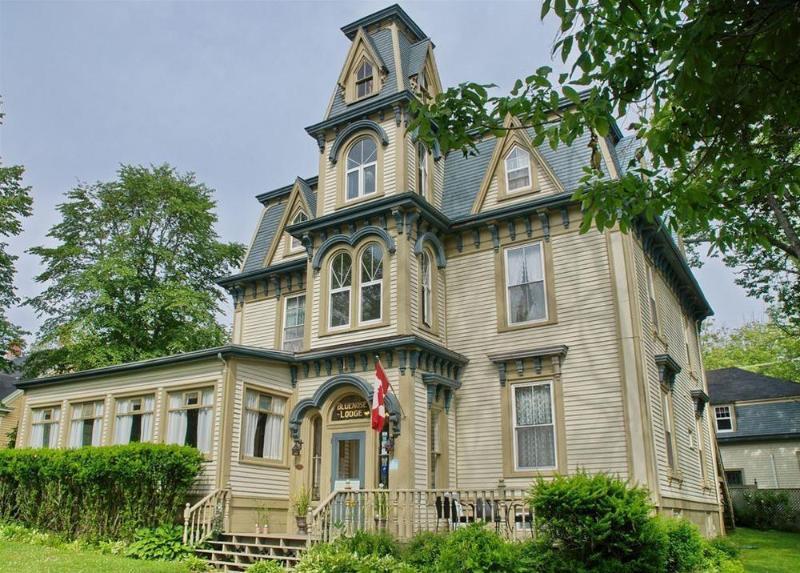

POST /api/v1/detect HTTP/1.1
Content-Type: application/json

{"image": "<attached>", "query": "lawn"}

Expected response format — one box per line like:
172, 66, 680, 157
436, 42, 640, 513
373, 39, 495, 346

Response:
0, 540, 192, 573
728, 527, 800, 573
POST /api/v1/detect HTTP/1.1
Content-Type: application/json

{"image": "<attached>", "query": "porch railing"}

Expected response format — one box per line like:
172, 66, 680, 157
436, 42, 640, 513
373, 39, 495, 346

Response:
183, 488, 229, 545
309, 486, 534, 543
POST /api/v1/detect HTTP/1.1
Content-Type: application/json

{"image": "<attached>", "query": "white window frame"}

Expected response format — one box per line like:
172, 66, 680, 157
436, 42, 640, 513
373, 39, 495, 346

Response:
241, 388, 287, 462
345, 138, 378, 201
662, 388, 677, 471
282, 294, 306, 351
504, 242, 548, 326
504, 145, 532, 193
113, 394, 155, 445
417, 142, 429, 197
290, 211, 308, 252
647, 265, 659, 331
714, 405, 734, 433
166, 387, 215, 454
68, 400, 105, 448
355, 59, 374, 99
30, 406, 61, 449
421, 250, 433, 327
328, 252, 352, 331
511, 381, 557, 472
358, 244, 383, 325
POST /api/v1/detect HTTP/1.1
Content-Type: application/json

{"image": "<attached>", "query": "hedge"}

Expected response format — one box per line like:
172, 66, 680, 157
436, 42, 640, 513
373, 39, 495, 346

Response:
0, 443, 204, 541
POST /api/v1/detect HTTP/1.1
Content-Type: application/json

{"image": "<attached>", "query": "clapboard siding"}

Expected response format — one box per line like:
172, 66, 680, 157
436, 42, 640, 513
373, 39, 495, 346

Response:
448, 230, 628, 489
719, 440, 800, 488
241, 297, 279, 349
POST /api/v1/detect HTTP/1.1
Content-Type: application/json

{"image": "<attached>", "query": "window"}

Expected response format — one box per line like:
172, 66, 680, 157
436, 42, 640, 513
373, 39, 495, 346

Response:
311, 415, 322, 500
504, 146, 532, 192
505, 243, 547, 325
429, 410, 442, 488
683, 315, 692, 366
30, 406, 60, 449
283, 294, 305, 352
346, 138, 377, 201
417, 142, 429, 197
417, 70, 428, 93
725, 470, 744, 486
355, 60, 374, 98
647, 265, 659, 331
359, 243, 383, 323
695, 415, 708, 484
714, 405, 734, 432
114, 395, 155, 444
242, 389, 286, 461
329, 252, 352, 329
420, 251, 433, 327
68, 401, 104, 448
662, 389, 677, 471
166, 388, 214, 454
290, 211, 308, 251
512, 382, 556, 470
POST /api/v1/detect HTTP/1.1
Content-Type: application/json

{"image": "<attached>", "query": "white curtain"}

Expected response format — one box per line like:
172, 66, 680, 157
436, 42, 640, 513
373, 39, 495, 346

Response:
114, 399, 134, 445
140, 396, 154, 442
507, 245, 545, 323
242, 390, 259, 457
68, 406, 83, 448
196, 388, 215, 454
30, 409, 45, 448
515, 384, 555, 469
263, 397, 286, 460
242, 391, 285, 459
166, 393, 187, 445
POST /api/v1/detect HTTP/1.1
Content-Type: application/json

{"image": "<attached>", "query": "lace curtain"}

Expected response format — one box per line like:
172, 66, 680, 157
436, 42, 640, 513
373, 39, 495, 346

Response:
514, 384, 556, 468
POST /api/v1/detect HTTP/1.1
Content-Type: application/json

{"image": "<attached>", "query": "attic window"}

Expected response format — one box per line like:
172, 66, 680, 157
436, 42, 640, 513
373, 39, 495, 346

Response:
505, 146, 532, 192
355, 60, 374, 98
417, 70, 428, 93
290, 211, 308, 251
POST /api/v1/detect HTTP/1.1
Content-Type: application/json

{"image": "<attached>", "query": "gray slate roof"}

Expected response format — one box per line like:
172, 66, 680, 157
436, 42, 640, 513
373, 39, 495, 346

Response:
707, 367, 800, 404
298, 178, 317, 216
241, 201, 286, 273
615, 135, 640, 174
0, 356, 24, 402
718, 401, 800, 441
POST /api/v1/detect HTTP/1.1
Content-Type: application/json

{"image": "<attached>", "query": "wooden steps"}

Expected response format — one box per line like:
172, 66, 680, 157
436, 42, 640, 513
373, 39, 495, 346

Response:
195, 532, 308, 571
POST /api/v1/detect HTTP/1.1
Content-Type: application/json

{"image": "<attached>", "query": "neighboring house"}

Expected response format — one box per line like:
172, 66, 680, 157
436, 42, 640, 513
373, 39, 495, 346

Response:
708, 367, 800, 489
0, 356, 24, 448
12, 5, 723, 539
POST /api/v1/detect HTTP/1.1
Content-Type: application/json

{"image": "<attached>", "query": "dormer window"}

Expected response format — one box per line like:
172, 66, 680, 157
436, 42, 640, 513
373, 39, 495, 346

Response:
505, 146, 532, 192
346, 138, 377, 200
355, 60, 374, 98
290, 211, 308, 251
417, 70, 428, 94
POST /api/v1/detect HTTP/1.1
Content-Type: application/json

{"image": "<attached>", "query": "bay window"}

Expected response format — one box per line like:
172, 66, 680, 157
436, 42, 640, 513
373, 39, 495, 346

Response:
505, 243, 547, 325
68, 400, 104, 448
512, 382, 556, 470
114, 395, 155, 444
166, 388, 214, 454
242, 389, 286, 461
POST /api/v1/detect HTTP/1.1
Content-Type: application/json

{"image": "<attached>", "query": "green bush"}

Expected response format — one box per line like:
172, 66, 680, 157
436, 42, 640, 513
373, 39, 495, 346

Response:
124, 525, 192, 561
434, 523, 531, 573
735, 490, 798, 531
0, 443, 204, 540
403, 531, 446, 572
657, 518, 705, 573
248, 560, 284, 573
333, 530, 400, 557
706, 536, 739, 559
702, 542, 745, 573
529, 472, 667, 573
296, 542, 417, 572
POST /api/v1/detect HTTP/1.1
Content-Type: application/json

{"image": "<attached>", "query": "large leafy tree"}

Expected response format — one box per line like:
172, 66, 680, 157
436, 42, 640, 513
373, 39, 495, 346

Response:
702, 319, 800, 382
0, 107, 33, 372
25, 164, 245, 377
412, 1, 800, 326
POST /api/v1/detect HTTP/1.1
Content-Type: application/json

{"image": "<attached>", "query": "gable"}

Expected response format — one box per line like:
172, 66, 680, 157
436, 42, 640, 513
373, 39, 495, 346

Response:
264, 179, 314, 267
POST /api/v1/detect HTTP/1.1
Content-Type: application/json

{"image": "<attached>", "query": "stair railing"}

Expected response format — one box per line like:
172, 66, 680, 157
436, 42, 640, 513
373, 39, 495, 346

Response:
183, 488, 230, 545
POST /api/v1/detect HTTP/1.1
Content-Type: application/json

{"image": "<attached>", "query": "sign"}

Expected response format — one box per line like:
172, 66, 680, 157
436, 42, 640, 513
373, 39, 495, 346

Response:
332, 394, 371, 421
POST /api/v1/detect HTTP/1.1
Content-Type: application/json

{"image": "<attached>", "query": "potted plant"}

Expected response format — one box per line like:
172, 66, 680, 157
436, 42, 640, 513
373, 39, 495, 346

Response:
374, 489, 389, 530
292, 486, 311, 535
255, 502, 270, 535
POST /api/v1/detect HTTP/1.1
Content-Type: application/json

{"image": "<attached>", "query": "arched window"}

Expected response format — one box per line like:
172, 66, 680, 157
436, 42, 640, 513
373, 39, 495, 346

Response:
420, 250, 433, 326
504, 145, 532, 192
329, 252, 352, 329
417, 142, 429, 197
346, 138, 378, 201
359, 243, 383, 323
290, 211, 308, 251
355, 60, 374, 98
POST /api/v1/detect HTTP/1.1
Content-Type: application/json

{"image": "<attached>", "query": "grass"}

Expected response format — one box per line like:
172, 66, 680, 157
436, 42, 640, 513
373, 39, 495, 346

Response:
727, 527, 800, 573
0, 540, 192, 573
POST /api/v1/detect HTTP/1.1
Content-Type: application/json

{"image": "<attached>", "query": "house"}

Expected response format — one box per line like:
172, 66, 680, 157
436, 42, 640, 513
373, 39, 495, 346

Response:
0, 353, 24, 448
708, 367, 800, 488
10, 4, 723, 544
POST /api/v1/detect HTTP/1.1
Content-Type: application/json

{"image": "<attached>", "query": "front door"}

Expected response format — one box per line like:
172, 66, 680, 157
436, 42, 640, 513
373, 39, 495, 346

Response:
331, 431, 365, 490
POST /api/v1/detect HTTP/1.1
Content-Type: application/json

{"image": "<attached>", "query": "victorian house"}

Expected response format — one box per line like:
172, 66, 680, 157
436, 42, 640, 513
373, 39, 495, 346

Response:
11, 5, 723, 551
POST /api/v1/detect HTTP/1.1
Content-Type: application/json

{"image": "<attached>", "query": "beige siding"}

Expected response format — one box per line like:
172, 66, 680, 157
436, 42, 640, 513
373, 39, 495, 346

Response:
268, 231, 307, 267
720, 440, 800, 488
0, 393, 23, 449
448, 229, 628, 489
478, 157, 561, 213
241, 297, 279, 349
414, 374, 428, 489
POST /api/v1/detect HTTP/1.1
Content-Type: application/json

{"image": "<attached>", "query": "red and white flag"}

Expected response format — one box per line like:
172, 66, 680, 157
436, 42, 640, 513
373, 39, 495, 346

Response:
371, 358, 391, 431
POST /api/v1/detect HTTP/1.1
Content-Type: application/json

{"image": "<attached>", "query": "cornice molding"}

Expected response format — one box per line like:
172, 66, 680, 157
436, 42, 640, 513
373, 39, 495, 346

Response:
328, 120, 390, 164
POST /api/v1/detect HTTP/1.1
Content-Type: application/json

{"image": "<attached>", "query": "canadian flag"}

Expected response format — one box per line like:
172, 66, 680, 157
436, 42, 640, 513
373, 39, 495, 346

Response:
371, 358, 391, 431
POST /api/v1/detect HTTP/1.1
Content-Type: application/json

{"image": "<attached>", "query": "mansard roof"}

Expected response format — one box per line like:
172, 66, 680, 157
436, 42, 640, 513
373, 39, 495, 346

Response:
341, 4, 427, 43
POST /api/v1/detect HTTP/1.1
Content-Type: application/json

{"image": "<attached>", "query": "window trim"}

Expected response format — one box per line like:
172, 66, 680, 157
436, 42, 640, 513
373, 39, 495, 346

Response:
503, 242, 549, 327
724, 469, 744, 487
68, 399, 105, 448
238, 384, 291, 468
417, 142, 431, 199
661, 386, 681, 478
165, 385, 216, 457
111, 393, 156, 445
281, 293, 306, 352
647, 264, 660, 334
714, 404, 735, 433
503, 145, 533, 195
288, 211, 308, 253
28, 403, 62, 449
511, 380, 558, 472
344, 137, 378, 203
420, 249, 434, 329
358, 243, 384, 326
328, 250, 353, 332
335, 133, 385, 209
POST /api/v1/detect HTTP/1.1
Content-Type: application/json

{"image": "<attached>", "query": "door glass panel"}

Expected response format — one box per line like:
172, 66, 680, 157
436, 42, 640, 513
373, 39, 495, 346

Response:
336, 439, 360, 481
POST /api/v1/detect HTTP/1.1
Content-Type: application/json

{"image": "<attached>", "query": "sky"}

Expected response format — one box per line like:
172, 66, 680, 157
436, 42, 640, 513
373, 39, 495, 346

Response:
0, 0, 766, 340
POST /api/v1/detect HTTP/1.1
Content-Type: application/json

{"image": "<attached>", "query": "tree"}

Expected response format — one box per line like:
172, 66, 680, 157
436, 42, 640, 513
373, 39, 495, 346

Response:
25, 164, 245, 377
411, 1, 800, 327
702, 319, 800, 382
0, 105, 34, 372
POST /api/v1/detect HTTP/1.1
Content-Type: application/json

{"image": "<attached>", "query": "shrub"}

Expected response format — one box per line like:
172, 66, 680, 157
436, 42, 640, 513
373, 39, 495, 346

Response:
124, 524, 192, 561
403, 531, 446, 571
529, 472, 667, 573
706, 536, 739, 560
334, 530, 400, 557
296, 542, 417, 572
736, 489, 798, 531
181, 554, 212, 572
434, 523, 529, 573
248, 561, 284, 573
702, 542, 745, 573
657, 517, 705, 573
0, 443, 204, 540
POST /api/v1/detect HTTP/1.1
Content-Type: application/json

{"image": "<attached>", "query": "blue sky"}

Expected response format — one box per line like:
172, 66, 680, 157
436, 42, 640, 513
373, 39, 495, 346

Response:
0, 0, 766, 338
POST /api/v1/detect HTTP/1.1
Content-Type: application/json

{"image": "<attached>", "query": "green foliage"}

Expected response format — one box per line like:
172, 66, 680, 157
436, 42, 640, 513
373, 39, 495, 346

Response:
295, 542, 417, 573
706, 537, 739, 560
292, 485, 311, 515
0, 106, 33, 373
125, 525, 191, 561
402, 531, 446, 572
24, 163, 245, 377
180, 554, 211, 572
702, 320, 800, 382
434, 523, 532, 573
656, 518, 706, 573
0, 443, 204, 540
247, 560, 284, 573
735, 489, 799, 532
333, 529, 399, 557
410, 1, 800, 329
529, 472, 666, 572
5, 423, 16, 449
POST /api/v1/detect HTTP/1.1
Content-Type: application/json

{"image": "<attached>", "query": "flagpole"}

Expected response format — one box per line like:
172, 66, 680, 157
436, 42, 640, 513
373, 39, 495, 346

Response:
375, 354, 407, 419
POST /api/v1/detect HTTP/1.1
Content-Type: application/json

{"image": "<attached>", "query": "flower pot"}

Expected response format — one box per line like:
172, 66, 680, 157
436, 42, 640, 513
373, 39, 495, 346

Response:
255, 525, 263, 535
374, 516, 388, 530
296, 516, 308, 535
